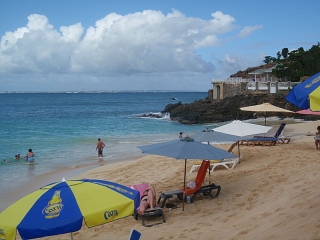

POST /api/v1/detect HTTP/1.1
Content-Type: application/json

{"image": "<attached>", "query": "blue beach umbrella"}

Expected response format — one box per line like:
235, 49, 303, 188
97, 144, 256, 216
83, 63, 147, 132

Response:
138, 137, 237, 210
286, 72, 320, 111
138, 138, 236, 160
0, 178, 140, 240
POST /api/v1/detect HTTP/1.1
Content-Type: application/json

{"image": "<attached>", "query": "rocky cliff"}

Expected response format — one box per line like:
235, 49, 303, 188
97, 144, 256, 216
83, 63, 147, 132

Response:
162, 92, 319, 124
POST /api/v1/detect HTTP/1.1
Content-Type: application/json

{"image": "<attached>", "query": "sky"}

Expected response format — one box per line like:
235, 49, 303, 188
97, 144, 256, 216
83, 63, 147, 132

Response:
1, 0, 319, 92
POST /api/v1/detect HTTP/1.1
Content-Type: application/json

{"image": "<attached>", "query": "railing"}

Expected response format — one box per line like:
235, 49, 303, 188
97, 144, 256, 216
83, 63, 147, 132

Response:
212, 78, 299, 93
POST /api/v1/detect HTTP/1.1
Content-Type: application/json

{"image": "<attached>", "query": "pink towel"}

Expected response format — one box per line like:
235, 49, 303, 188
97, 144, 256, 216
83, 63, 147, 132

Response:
128, 183, 150, 198
128, 183, 151, 210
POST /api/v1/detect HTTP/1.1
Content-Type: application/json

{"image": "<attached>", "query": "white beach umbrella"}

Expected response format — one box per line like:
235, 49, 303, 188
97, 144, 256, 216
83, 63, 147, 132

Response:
213, 120, 272, 137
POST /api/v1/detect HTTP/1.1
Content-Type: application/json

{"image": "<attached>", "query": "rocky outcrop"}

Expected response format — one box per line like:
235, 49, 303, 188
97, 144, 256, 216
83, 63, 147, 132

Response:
162, 92, 319, 124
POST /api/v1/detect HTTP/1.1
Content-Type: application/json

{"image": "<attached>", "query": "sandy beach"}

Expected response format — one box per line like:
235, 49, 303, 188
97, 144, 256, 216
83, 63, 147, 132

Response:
10, 120, 320, 239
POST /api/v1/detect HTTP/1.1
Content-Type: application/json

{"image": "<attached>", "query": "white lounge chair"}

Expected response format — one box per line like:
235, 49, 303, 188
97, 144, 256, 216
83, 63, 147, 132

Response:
190, 158, 239, 173
209, 157, 239, 172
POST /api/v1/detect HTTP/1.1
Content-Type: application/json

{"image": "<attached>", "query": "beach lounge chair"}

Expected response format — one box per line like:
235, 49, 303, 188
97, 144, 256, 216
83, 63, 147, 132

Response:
254, 123, 291, 144
158, 161, 221, 207
190, 158, 239, 173
210, 158, 239, 172
240, 137, 278, 146
239, 123, 291, 146
181, 160, 221, 203
128, 183, 166, 227
128, 229, 142, 240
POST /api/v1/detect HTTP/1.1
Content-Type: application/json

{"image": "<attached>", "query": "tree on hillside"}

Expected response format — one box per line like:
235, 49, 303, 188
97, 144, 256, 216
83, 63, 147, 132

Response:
263, 56, 276, 64
281, 48, 289, 59
277, 51, 281, 60
271, 43, 320, 82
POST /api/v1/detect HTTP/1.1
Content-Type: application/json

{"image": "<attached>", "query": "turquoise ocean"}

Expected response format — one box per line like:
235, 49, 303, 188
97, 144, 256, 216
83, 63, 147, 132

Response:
0, 91, 230, 210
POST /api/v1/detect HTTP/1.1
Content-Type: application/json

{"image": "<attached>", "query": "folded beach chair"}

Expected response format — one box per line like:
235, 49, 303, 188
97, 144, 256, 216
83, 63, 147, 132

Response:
128, 183, 166, 227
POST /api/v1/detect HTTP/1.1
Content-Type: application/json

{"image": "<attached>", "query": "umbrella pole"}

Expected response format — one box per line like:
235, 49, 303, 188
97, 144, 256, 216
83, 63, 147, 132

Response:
208, 160, 211, 184
237, 141, 241, 163
70, 232, 74, 240
183, 159, 187, 211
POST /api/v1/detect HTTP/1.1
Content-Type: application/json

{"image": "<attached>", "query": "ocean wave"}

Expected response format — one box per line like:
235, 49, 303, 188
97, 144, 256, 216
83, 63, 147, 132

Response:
136, 112, 171, 120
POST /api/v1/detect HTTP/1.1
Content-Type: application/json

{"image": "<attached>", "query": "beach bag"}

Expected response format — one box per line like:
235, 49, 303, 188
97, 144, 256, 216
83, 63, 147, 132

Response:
187, 181, 197, 189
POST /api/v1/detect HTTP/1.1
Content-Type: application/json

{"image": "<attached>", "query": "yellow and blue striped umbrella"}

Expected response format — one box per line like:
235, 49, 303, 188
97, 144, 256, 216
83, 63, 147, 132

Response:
0, 178, 140, 240
286, 72, 320, 111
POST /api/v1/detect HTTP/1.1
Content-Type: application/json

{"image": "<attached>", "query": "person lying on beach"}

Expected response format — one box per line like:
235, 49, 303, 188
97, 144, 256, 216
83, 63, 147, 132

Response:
137, 185, 157, 215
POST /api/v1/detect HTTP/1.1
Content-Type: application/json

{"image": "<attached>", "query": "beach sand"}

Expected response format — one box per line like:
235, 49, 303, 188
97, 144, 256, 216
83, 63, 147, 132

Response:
12, 120, 320, 239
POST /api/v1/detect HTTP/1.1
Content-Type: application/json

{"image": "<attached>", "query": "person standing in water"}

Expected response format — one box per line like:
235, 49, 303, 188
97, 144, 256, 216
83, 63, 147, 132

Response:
26, 149, 35, 162
96, 138, 106, 157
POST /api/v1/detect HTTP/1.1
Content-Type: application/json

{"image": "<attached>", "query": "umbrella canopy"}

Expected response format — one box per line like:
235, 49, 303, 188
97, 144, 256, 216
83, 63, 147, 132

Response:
296, 109, 320, 116
240, 103, 293, 125
240, 103, 293, 113
286, 72, 320, 111
190, 130, 248, 144
0, 178, 140, 240
190, 130, 252, 163
213, 120, 272, 137
138, 138, 236, 160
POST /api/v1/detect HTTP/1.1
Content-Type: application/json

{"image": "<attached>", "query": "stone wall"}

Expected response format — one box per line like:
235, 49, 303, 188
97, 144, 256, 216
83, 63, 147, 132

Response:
211, 82, 248, 103
211, 81, 295, 102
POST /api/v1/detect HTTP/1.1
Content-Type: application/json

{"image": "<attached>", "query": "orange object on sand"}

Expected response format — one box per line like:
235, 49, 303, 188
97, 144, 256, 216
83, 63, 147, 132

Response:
182, 160, 210, 195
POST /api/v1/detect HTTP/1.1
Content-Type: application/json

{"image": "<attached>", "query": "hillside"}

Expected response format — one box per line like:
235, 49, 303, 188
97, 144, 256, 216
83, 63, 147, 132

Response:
230, 62, 277, 78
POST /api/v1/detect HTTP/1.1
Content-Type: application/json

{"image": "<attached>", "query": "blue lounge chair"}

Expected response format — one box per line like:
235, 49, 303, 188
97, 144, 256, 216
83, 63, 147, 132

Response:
253, 123, 290, 144
240, 123, 290, 146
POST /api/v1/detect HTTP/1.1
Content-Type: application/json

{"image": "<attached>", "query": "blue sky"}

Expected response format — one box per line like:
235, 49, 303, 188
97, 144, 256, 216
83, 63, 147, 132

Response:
1, 0, 319, 92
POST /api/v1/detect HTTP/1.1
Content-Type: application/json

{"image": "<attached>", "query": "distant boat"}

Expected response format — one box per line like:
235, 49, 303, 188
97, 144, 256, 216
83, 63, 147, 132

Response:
171, 98, 178, 100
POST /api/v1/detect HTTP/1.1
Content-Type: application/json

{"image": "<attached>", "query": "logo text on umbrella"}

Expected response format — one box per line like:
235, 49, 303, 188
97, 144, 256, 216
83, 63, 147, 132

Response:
42, 190, 64, 219
104, 209, 118, 221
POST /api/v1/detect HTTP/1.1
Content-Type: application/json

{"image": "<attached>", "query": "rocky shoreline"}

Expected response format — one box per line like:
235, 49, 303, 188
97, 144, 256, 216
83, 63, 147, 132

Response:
162, 92, 320, 124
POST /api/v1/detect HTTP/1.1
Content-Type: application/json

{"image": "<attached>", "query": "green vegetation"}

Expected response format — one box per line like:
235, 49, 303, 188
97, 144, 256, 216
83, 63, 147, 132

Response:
263, 42, 320, 82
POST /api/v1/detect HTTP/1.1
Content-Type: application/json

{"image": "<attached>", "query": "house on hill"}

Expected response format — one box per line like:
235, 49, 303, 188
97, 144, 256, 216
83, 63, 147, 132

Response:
210, 64, 298, 101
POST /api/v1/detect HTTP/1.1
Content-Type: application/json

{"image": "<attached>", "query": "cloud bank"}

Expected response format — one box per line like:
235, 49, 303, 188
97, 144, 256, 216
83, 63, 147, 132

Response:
0, 10, 262, 91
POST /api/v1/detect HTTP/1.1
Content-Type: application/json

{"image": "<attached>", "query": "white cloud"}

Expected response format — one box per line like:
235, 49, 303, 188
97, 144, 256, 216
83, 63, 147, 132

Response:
0, 11, 238, 75
60, 23, 83, 42
237, 25, 263, 38
0, 10, 261, 91
214, 54, 262, 78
